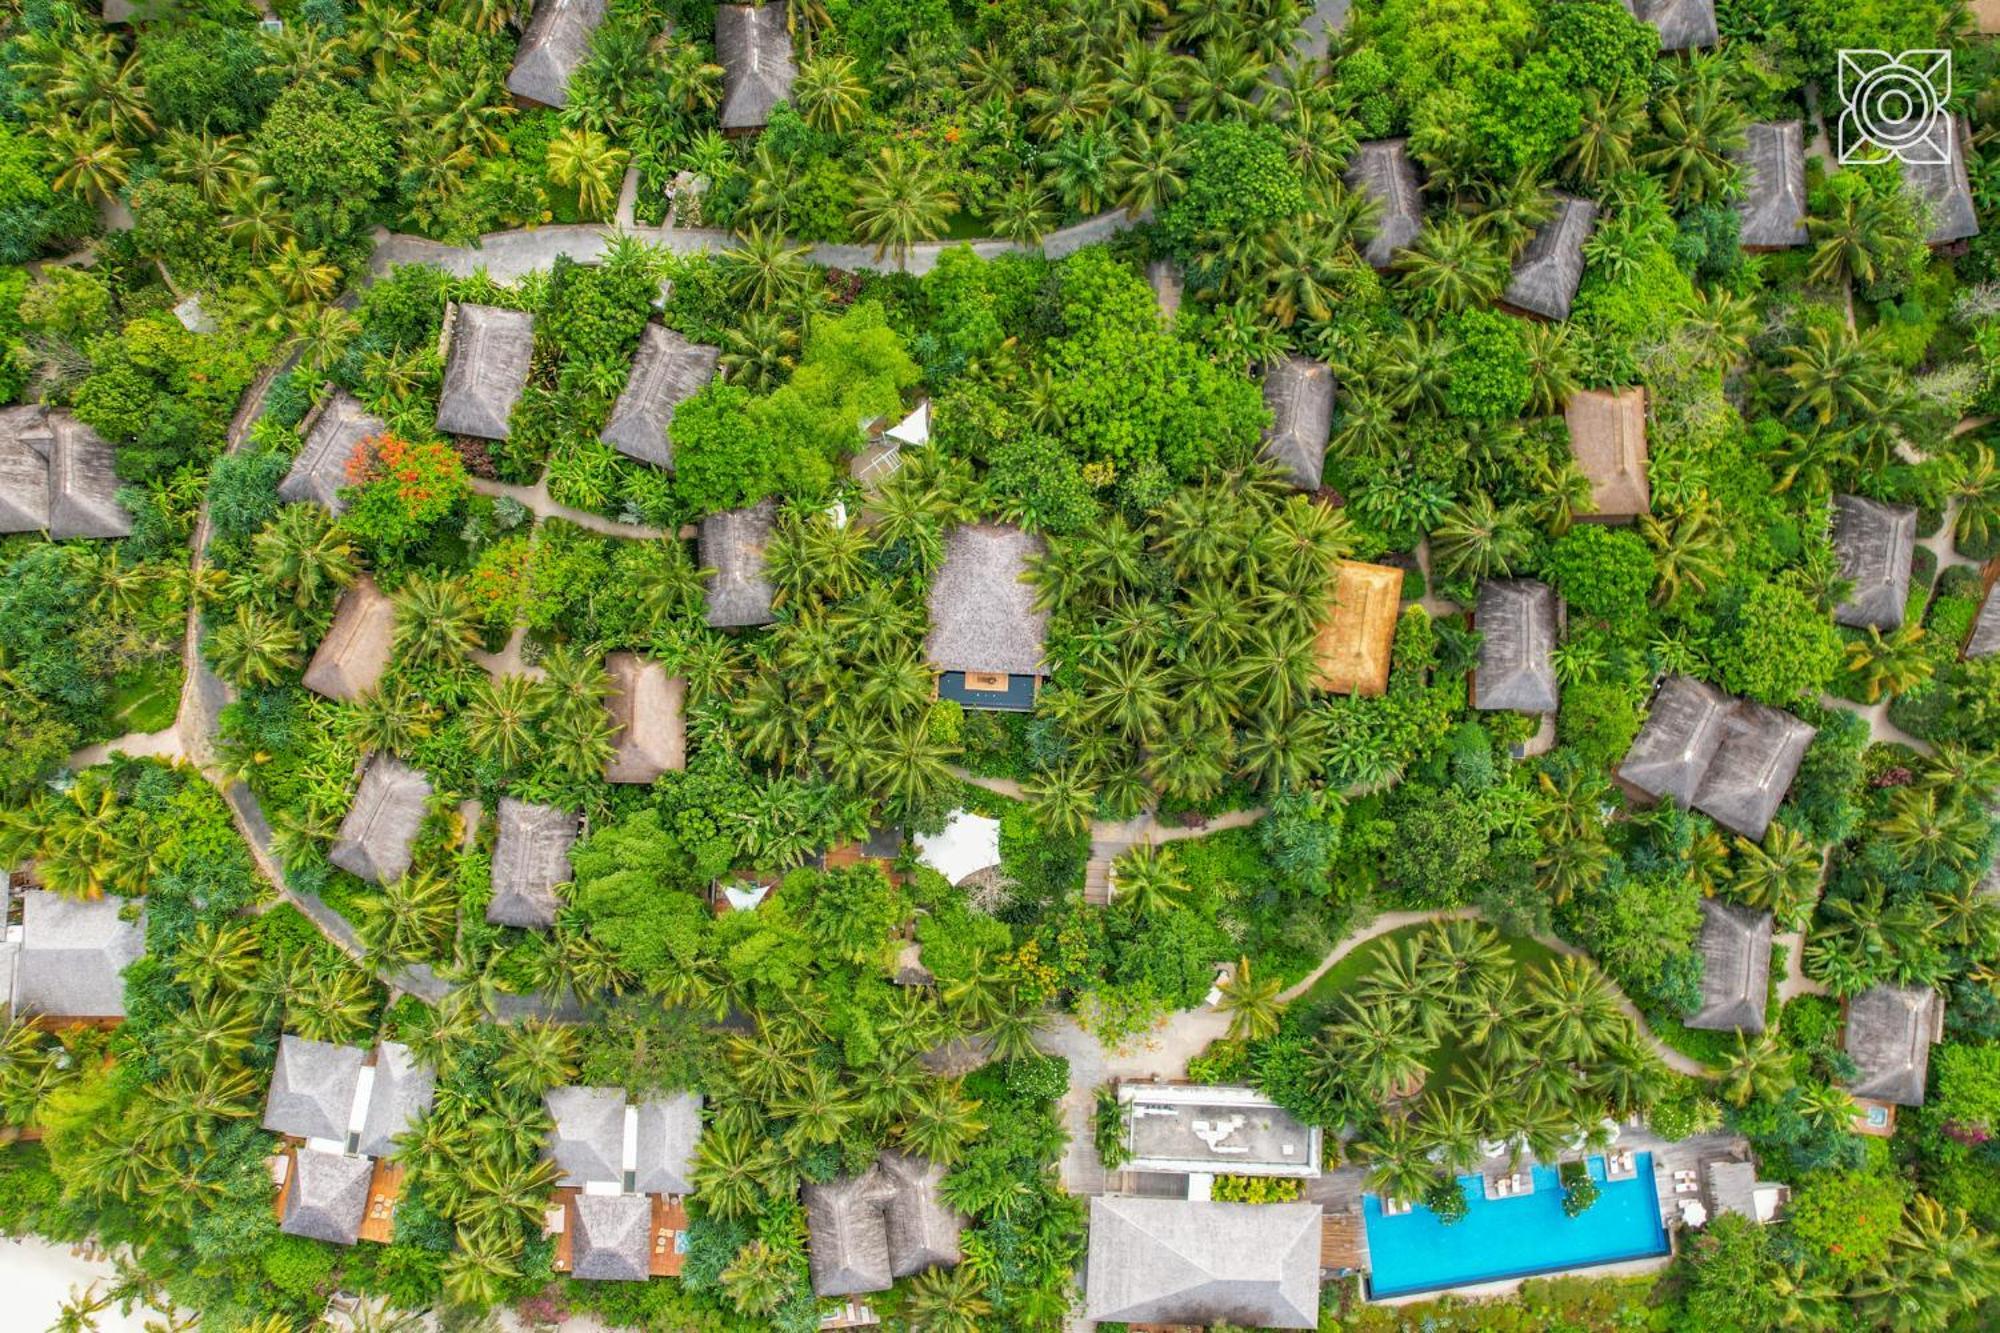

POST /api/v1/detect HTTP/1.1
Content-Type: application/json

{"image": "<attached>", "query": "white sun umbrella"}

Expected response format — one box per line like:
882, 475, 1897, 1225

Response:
1680, 1199, 1708, 1227
914, 810, 1003, 885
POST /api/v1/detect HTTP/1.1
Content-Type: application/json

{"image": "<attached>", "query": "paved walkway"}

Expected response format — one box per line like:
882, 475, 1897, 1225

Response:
466, 475, 674, 541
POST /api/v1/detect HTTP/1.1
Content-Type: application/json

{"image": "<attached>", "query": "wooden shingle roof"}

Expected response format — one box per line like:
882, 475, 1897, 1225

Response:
1735, 121, 1808, 249
1622, 0, 1717, 49
0, 406, 50, 532
486, 798, 578, 930
1503, 197, 1596, 321
716, 3, 797, 132
1259, 355, 1333, 491
1084, 1198, 1322, 1329
1619, 677, 1813, 839
1830, 494, 1916, 630
1566, 386, 1650, 520
13, 891, 144, 1021
1313, 561, 1403, 697
1966, 583, 2000, 659
571, 1192, 652, 1282
599, 323, 720, 470
282, 1148, 372, 1246
48, 413, 132, 539
805, 1152, 966, 1298
1880, 115, 1980, 245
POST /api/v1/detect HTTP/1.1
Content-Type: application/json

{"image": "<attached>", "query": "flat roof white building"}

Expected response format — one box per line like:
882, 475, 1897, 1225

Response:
1121, 1083, 1323, 1179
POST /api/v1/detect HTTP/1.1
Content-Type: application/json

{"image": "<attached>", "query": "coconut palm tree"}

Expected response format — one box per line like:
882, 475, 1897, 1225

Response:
1112, 845, 1188, 916
1218, 956, 1284, 1041
1024, 763, 1098, 838
1638, 73, 1746, 204
346, 680, 438, 756
1854, 1196, 2000, 1330
794, 51, 868, 133
205, 604, 303, 686
1729, 821, 1823, 929
1720, 1031, 1795, 1107
1430, 494, 1532, 583
546, 127, 628, 219
897, 1083, 987, 1165
252, 503, 356, 608
718, 221, 814, 311
1879, 785, 1986, 876
392, 574, 481, 669
1325, 1002, 1431, 1103
1846, 624, 1935, 704
1354, 1116, 1435, 1205
466, 673, 547, 770
1395, 217, 1508, 312
1526, 957, 1625, 1063
1565, 87, 1643, 186
849, 146, 957, 262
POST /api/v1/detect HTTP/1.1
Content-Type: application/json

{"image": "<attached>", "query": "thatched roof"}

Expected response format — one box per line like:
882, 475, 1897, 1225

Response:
329, 754, 432, 885
544, 1085, 627, 1187
1472, 579, 1560, 714
48, 413, 132, 539
1831, 495, 1917, 630
1619, 675, 1732, 809
879, 1152, 964, 1278
13, 890, 144, 1020
283, 390, 385, 514
571, 1192, 652, 1282
282, 1149, 372, 1246
264, 1034, 365, 1142
716, 3, 797, 131
507, 0, 607, 107
1619, 677, 1813, 839
925, 524, 1048, 677
600, 324, 720, 470
633, 1091, 703, 1195
1882, 115, 1980, 244
1706, 1160, 1761, 1220
700, 499, 778, 628
1967, 584, 2000, 659
1846, 984, 1944, 1107
436, 303, 535, 441
805, 1152, 965, 1297
358, 1041, 436, 1158
1083, 1198, 1323, 1329
1313, 561, 1403, 697
1346, 139, 1423, 269
1259, 355, 1333, 491
0, 406, 50, 533
604, 652, 687, 783
1736, 121, 1808, 249
1622, 0, 1717, 49
487, 798, 577, 930
303, 575, 396, 701
1687, 899, 1773, 1033
1503, 196, 1596, 320
1566, 387, 1650, 519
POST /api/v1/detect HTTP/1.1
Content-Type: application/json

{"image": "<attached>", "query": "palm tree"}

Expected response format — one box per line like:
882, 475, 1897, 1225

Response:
253, 503, 356, 607
1846, 624, 1934, 704
546, 127, 628, 218
1720, 1031, 1795, 1107
992, 176, 1056, 244
1854, 1196, 2000, 1331
1638, 75, 1746, 204
41, 121, 135, 202
391, 574, 481, 669
346, 680, 437, 756
720, 1239, 794, 1316
1526, 957, 1624, 1063
1729, 821, 1822, 929
1879, 786, 1986, 876
1354, 1116, 1435, 1205
1023, 764, 1097, 838
1112, 845, 1188, 916
900, 1264, 992, 1333
1796, 1080, 1859, 1133
1806, 188, 1909, 290
1218, 956, 1284, 1042
1430, 494, 1531, 583
1783, 325, 1893, 424
1565, 87, 1642, 186
1396, 217, 1508, 312
718, 222, 813, 311
1642, 503, 1730, 607
897, 1083, 987, 1165
848, 146, 957, 262
1949, 445, 2000, 551
1325, 1003, 1431, 1102
794, 52, 868, 133
1111, 120, 1188, 218
466, 673, 547, 770
439, 1229, 518, 1308
205, 605, 302, 686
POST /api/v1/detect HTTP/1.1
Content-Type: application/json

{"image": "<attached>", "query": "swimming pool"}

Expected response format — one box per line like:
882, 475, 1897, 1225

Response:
1361, 1152, 1670, 1299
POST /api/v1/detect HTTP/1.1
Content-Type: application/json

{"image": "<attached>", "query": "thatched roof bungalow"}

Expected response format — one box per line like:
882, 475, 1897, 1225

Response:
486, 798, 578, 930
283, 390, 386, 514
545, 1085, 627, 1187
926, 524, 1047, 710
1882, 115, 1981, 245
1259, 355, 1333, 491
1830, 494, 1917, 631
506, 0, 607, 108
603, 653, 686, 783
1621, 0, 1717, 49
599, 324, 720, 470
1618, 676, 1813, 839
357, 1040, 436, 1158
435, 303, 535, 441
0, 406, 50, 533
1083, 1198, 1322, 1329
303, 575, 397, 701
1313, 561, 1403, 697
1687, 898, 1774, 1034
329, 754, 432, 885
281, 1148, 373, 1246
1471, 579, 1560, 715
1502, 196, 1596, 321
634, 1092, 703, 1196
1735, 121, 1808, 250
1566, 386, 1650, 520
1846, 984, 1944, 1107
804, 1151, 965, 1298
716, 3, 797, 133
1346, 139, 1423, 270
699, 499, 778, 628
570, 1193, 652, 1281
264, 1034, 365, 1143
12, 891, 144, 1022
49, 413, 132, 539
1966, 584, 2000, 659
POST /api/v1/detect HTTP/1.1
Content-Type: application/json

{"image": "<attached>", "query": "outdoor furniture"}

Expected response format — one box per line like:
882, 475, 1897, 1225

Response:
1511, 1173, 1532, 1195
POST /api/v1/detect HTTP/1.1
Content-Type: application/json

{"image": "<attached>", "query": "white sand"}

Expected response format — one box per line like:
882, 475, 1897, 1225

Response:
0, 1236, 167, 1331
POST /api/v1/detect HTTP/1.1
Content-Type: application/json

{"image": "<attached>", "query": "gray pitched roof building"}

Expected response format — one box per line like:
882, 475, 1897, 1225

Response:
264, 1034, 366, 1142
1846, 984, 1945, 1107
924, 524, 1049, 677
1736, 121, 1808, 249
1967, 585, 2000, 659
303, 574, 396, 702
329, 755, 433, 885
1618, 677, 1814, 839
1621, 0, 1717, 49
1884, 115, 1981, 245
48, 414, 132, 539
283, 390, 385, 514
435, 303, 535, 441
805, 1152, 966, 1297
700, 499, 778, 628
12, 890, 144, 1020
1831, 495, 1917, 630
357, 1041, 436, 1159
1472, 579, 1560, 714
281, 1148, 373, 1246
571, 1192, 652, 1281
545, 1085, 628, 1188
507, 0, 606, 107
1619, 675, 1732, 810
1083, 1197, 1323, 1329
716, 3, 797, 132
1346, 139, 1423, 269
633, 1091, 703, 1196
600, 324, 720, 470
604, 653, 686, 784
0, 406, 50, 532
1259, 355, 1333, 491
1503, 196, 1596, 321
487, 798, 578, 930
1687, 898, 1774, 1033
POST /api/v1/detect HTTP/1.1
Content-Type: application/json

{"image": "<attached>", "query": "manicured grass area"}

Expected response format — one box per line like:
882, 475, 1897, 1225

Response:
108, 658, 182, 734
1644, 1010, 1735, 1070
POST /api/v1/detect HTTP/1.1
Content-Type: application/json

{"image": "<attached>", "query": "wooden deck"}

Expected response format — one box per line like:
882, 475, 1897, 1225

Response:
271, 1148, 293, 1225
359, 1158, 404, 1244
650, 1195, 688, 1277
1321, 1209, 1366, 1273
549, 1188, 577, 1273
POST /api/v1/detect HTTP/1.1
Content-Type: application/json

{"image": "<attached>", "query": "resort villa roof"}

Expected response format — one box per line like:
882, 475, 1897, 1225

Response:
1503, 196, 1596, 321
804, 1151, 965, 1298
1736, 121, 1808, 249
283, 390, 385, 515
13, 890, 145, 1021
1621, 0, 1718, 49
1259, 355, 1333, 491
1846, 984, 1945, 1107
632, 1091, 704, 1196
1967, 584, 2000, 659
487, 798, 578, 930
48, 413, 133, 539
303, 575, 396, 702
700, 499, 778, 628
1831, 494, 1917, 630
1687, 898, 1774, 1034
1706, 1159, 1789, 1224
924, 524, 1048, 677
1472, 578, 1561, 714
1346, 139, 1423, 269
599, 323, 720, 470
544, 1086, 628, 1187
603, 652, 686, 784
1118, 1084, 1323, 1178
570, 1192, 652, 1282
506, 0, 606, 107
435, 303, 535, 441
716, 2, 797, 132
357, 1041, 437, 1158
1882, 115, 1981, 245
329, 754, 433, 885
1618, 676, 1814, 839
1083, 1197, 1323, 1329
282, 1148, 373, 1246
1566, 387, 1650, 520
1313, 560, 1404, 697
0, 406, 49, 532
264, 1034, 365, 1143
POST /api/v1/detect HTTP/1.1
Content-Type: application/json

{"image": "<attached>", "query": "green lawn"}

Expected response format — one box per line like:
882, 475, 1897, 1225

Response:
108, 658, 182, 734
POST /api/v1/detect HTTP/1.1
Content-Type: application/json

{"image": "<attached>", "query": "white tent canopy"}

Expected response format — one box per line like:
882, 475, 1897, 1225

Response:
886, 401, 930, 447
915, 811, 1002, 885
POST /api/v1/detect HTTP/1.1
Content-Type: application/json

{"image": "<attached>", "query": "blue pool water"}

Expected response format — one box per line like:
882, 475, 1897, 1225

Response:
1362, 1152, 1670, 1298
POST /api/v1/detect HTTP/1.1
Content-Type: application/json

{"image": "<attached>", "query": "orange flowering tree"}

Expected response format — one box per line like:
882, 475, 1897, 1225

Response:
340, 430, 469, 552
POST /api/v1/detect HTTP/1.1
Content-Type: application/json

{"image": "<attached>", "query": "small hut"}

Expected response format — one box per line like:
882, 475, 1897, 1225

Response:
699, 499, 778, 628
506, 0, 607, 108
571, 1193, 653, 1282
1619, 677, 1812, 840
1966, 585, 2000, 659
303, 575, 397, 702
1878, 115, 1980, 246
1621, 0, 1717, 50
925, 524, 1048, 710
48, 414, 133, 539
435, 303, 536, 441
1258, 355, 1334, 491
487, 798, 578, 930
1345, 140, 1423, 270
1846, 984, 1944, 1107
1686, 899, 1774, 1034
599, 324, 721, 470
281, 1149, 373, 1246
1619, 675, 1732, 811
804, 1151, 965, 1298
1312, 561, 1404, 697
1830, 495, 1917, 631
264, 1034, 366, 1143
1471, 579, 1561, 715
1502, 197, 1596, 321
329, 755, 433, 885
1735, 121, 1808, 250
1565, 387, 1650, 521
0, 406, 50, 533
716, 2, 797, 133
283, 390, 386, 514
604, 653, 687, 783
12, 891, 145, 1023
